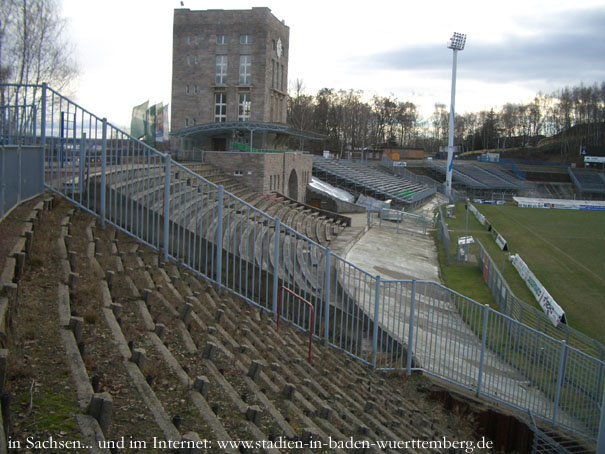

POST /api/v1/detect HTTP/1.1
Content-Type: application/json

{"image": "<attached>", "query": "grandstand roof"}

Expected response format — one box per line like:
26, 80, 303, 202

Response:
171, 121, 327, 141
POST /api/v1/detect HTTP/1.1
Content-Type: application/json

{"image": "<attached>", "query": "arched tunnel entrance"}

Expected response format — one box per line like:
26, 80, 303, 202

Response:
288, 169, 298, 201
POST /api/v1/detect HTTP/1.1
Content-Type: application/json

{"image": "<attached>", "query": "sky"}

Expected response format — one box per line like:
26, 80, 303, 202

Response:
61, 0, 605, 130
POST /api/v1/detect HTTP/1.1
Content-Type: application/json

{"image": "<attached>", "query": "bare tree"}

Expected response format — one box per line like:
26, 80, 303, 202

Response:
288, 79, 314, 131
396, 101, 417, 147
1, 0, 78, 89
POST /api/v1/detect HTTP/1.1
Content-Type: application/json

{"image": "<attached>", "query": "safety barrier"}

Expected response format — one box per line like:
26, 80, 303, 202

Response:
1, 83, 604, 448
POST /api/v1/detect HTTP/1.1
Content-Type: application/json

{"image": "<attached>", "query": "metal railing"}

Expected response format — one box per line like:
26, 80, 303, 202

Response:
277, 286, 315, 363
2, 83, 604, 450
476, 239, 604, 359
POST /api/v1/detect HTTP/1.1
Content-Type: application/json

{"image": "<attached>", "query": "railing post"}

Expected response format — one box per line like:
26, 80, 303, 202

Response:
272, 217, 281, 318
276, 286, 283, 333
100, 118, 107, 227
215, 185, 224, 294
372, 275, 381, 370
40, 83, 47, 188
552, 340, 567, 425
40, 83, 47, 148
477, 304, 490, 397
0, 140, 4, 219
597, 384, 605, 454
79, 132, 86, 193
163, 154, 171, 263
323, 247, 331, 341
406, 280, 416, 375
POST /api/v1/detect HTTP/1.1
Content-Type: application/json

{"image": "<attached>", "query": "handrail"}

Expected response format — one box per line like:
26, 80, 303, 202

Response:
276, 286, 314, 363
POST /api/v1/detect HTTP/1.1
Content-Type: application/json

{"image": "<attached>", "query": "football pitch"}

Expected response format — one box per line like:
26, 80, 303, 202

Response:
458, 203, 605, 345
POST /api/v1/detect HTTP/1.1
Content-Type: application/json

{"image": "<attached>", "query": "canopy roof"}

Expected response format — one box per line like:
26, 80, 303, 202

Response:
171, 121, 327, 141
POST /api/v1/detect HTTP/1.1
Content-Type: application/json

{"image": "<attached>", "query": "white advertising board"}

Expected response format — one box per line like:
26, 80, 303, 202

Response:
509, 254, 566, 327
494, 232, 508, 251
584, 155, 605, 163
468, 204, 488, 227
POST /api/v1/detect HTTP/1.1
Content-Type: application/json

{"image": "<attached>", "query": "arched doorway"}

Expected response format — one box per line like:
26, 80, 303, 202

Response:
288, 169, 298, 201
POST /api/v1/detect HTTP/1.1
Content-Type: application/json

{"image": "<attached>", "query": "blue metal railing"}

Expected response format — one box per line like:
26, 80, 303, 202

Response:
1, 83, 604, 449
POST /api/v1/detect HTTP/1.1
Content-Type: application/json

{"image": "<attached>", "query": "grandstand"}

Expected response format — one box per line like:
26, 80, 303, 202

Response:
427, 159, 527, 194
2, 83, 604, 453
312, 157, 436, 208
3, 198, 501, 451
568, 167, 605, 196
93, 162, 351, 310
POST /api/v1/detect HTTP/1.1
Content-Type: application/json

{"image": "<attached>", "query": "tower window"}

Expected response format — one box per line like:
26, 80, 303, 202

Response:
238, 93, 251, 121
215, 55, 227, 84
214, 93, 226, 122
239, 55, 251, 85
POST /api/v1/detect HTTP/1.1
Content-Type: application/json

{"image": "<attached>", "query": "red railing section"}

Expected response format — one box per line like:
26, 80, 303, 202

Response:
276, 286, 314, 363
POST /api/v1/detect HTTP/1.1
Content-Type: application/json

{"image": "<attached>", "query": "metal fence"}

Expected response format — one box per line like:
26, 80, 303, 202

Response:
0, 145, 45, 219
476, 239, 605, 361
0, 84, 47, 218
1, 83, 604, 451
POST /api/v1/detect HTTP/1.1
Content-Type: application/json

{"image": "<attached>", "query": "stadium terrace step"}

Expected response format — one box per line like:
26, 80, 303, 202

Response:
40, 206, 495, 451
8, 198, 180, 448
97, 234, 265, 445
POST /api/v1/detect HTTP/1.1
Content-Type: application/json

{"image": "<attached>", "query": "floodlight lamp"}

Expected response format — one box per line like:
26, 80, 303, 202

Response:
447, 32, 466, 51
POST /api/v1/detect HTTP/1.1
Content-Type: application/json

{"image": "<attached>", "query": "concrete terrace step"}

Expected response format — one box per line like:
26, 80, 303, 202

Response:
103, 233, 334, 449
9, 199, 174, 450
95, 232, 254, 448
5, 196, 527, 452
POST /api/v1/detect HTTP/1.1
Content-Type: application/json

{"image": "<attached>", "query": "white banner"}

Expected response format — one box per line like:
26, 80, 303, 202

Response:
495, 232, 508, 251
509, 254, 566, 327
468, 203, 487, 227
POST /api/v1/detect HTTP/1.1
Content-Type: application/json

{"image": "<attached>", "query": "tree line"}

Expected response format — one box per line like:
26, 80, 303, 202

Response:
287, 79, 605, 157
1, 0, 78, 89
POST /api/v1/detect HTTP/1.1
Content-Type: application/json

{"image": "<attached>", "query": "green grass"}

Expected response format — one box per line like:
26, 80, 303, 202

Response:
433, 226, 495, 308
441, 203, 605, 344
434, 203, 604, 433
17, 391, 81, 436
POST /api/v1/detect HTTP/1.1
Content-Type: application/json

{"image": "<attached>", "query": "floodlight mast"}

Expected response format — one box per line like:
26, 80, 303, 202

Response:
445, 32, 466, 199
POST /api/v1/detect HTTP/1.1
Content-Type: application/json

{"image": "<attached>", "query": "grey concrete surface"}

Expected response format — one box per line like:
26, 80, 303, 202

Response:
340, 193, 581, 433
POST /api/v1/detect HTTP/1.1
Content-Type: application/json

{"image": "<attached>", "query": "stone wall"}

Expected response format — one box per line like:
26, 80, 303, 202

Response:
203, 151, 312, 203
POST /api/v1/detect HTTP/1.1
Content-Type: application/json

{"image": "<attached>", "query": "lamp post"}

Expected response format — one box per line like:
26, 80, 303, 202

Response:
445, 32, 466, 199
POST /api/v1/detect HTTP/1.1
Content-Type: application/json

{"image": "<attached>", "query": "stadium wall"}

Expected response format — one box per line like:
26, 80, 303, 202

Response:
204, 150, 312, 203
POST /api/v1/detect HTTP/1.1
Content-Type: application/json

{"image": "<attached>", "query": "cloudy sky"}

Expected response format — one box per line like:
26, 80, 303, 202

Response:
61, 0, 605, 130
